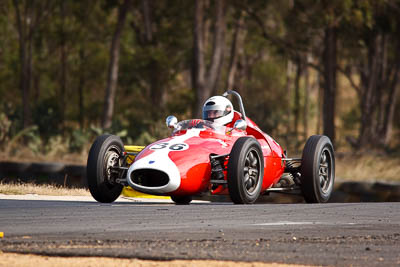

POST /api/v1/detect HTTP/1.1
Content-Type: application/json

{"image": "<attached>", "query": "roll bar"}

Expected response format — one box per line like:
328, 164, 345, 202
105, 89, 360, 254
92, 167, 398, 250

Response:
222, 90, 246, 121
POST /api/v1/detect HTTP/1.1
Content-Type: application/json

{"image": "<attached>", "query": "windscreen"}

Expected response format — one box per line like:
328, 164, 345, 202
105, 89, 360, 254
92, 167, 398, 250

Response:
173, 119, 226, 134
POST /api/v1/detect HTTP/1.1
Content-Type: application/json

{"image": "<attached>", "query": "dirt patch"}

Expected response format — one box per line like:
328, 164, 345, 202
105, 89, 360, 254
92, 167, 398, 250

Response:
0, 252, 310, 267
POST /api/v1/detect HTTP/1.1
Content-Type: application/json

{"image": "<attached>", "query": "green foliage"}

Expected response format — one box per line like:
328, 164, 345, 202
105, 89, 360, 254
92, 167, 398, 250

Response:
0, 0, 399, 157
69, 129, 91, 153
32, 98, 62, 138
343, 105, 361, 131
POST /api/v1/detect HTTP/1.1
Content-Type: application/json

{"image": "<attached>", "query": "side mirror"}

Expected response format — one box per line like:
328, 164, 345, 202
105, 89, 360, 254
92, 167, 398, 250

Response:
166, 115, 178, 129
233, 119, 247, 131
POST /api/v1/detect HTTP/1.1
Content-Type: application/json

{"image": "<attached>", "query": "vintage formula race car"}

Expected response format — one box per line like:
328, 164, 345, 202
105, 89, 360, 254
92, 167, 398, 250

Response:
87, 90, 335, 204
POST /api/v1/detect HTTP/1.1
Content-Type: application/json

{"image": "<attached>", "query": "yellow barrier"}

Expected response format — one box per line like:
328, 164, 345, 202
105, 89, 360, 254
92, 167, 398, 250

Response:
122, 145, 170, 199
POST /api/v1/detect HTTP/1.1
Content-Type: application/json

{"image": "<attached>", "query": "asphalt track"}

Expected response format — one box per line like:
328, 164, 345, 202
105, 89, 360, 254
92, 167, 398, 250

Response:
0, 197, 399, 266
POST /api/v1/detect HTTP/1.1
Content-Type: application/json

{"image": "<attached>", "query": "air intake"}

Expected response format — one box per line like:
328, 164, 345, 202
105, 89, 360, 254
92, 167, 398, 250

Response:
131, 169, 169, 187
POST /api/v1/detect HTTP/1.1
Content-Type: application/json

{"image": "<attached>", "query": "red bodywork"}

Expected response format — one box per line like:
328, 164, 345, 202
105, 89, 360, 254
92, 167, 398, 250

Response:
131, 112, 285, 197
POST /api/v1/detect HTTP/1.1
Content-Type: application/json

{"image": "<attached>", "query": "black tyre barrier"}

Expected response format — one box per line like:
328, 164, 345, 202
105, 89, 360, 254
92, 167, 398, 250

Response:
62, 164, 87, 187
28, 162, 65, 174
0, 161, 31, 175
63, 164, 86, 177
0, 161, 85, 188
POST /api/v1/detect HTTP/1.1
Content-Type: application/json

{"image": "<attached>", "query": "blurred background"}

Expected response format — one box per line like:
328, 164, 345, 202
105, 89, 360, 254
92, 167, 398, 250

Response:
0, 0, 399, 181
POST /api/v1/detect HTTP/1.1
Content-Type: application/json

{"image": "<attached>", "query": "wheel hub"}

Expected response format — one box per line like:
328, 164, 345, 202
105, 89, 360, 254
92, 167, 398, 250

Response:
105, 150, 120, 181
319, 149, 331, 194
243, 149, 260, 193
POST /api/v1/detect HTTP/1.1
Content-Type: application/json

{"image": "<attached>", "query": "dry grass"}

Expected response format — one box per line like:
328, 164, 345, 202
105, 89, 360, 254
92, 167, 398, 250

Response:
336, 154, 400, 182
0, 182, 89, 196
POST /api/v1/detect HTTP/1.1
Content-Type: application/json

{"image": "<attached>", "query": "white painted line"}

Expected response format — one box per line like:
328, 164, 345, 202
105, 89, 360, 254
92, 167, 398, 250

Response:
253, 221, 357, 226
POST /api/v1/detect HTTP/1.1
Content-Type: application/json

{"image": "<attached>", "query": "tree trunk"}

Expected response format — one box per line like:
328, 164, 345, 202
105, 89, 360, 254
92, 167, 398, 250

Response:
374, 33, 399, 147
102, 0, 131, 129
285, 59, 294, 147
193, 0, 226, 118
322, 26, 337, 145
78, 46, 86, 129
192, 0, 206, 118
293, 59, 302, 140
316, 73, 323, 134
381, 76, 399, 145
141, 0, 153, 43
226, 11, 244, 90
59, 0, 67, 131
206, 0, 226, 94
13, 0, 32, 129
303, 55, 310, 140
357, 33, 381, 147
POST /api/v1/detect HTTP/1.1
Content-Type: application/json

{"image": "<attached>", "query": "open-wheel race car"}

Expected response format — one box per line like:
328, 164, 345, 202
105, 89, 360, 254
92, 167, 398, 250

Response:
87, 90, 335, 204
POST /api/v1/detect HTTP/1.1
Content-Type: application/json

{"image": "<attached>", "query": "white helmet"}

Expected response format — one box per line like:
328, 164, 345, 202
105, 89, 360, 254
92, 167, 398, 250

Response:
202, 96, 234, 125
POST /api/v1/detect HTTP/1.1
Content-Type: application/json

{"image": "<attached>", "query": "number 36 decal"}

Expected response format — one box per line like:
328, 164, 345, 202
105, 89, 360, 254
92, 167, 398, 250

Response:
150, 142, 189, 151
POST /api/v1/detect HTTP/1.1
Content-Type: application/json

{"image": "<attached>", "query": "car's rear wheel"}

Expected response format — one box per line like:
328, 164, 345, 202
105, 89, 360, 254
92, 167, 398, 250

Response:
87, 134, 124, 203
171, 195, 192, 205
300, 135, 335, 203
227, 137, 264, 204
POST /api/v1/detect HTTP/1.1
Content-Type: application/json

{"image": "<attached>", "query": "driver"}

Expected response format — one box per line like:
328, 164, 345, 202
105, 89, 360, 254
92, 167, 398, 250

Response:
202, 96, 234, 126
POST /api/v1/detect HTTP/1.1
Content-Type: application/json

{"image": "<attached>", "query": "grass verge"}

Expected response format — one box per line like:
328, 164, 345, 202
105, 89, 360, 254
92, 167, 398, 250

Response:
336, 154, 400, 182
0, 182, 89, 196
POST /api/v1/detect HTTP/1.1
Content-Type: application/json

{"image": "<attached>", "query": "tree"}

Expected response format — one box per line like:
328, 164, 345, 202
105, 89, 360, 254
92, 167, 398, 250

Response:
322, 24, 337, 145
102, 0, 131, 129
339, 1, 400, 148
12, 0, 53, 129
226, 10, 245, 90
192, 0, 227, 118
59, 0, 67, 131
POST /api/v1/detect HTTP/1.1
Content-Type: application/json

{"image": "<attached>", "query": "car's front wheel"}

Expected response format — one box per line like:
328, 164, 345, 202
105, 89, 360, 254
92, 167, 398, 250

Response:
87, 134, 124, 203
300, 135, 335, 203
227, 137, 264, 204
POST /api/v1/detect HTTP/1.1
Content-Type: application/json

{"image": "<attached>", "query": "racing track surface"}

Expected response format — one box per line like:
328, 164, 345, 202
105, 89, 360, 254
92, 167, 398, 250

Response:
0, 198, 399, 266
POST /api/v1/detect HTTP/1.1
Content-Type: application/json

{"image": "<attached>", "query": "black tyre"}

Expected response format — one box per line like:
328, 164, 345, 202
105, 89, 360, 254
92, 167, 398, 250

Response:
87, 134, 124, 203
171, 195, 192, 205
300, 135, 335, 203
227, 137, 264, 204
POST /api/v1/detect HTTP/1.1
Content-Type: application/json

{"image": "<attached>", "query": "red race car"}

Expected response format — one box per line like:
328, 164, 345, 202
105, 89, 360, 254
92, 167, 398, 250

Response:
87, 90, 335, 204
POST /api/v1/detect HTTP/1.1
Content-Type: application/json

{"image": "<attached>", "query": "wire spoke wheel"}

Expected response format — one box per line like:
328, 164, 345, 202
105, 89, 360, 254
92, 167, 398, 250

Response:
103, 147, 121, 187
87, 134, 124, 203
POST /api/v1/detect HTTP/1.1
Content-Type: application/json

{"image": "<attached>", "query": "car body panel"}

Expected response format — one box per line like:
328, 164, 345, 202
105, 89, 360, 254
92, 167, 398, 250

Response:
125, 115, 285, 198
